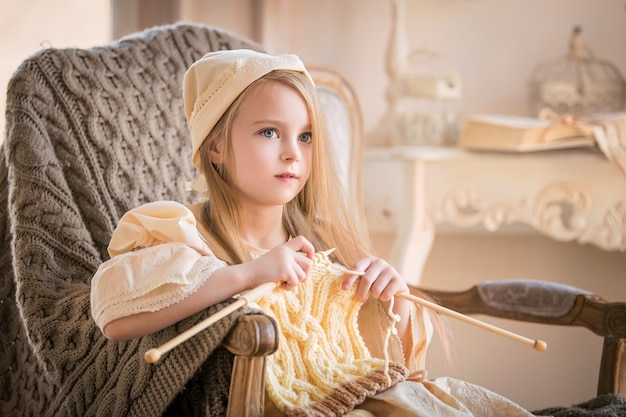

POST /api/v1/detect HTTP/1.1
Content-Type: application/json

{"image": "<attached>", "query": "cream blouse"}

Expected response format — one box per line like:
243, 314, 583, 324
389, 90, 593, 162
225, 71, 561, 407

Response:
90, 200, 432, 372
90, 201, 227, 330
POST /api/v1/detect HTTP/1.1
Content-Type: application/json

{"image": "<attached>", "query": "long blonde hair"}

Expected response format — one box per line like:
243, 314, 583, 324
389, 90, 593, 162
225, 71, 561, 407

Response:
198, 68, 453, 358
198, 69, 369, 267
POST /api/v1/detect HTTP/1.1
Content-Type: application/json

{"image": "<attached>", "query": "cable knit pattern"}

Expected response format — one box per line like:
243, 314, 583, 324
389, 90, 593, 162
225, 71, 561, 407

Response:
257, 251, 409, 416
0, 22, 264, 417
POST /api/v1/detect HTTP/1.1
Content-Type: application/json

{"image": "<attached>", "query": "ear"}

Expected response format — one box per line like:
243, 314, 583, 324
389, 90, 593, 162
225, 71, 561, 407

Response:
210, 145, 222, 165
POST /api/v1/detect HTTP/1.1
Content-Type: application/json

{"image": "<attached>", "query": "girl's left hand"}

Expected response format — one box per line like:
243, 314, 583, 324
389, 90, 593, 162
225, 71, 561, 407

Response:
341, 256, 409, 303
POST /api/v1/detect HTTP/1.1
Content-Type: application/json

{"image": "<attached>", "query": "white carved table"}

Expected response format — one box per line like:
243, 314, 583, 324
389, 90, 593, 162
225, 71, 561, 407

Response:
363, 145, 626, 286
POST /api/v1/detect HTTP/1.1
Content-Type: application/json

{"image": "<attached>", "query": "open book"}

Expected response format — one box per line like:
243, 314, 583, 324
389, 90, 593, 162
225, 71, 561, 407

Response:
458, 114, 596, 152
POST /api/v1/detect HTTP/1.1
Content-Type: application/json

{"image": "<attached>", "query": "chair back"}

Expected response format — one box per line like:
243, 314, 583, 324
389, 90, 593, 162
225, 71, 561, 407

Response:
182, 65, 366, 222
0, 22, 264, 416
309, 66, 366, 230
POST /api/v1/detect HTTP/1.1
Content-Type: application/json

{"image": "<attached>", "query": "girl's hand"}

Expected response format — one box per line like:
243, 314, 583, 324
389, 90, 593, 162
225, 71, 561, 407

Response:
248, 236, 315, 290
343, 256, 414, 359
342, 256, 409, 303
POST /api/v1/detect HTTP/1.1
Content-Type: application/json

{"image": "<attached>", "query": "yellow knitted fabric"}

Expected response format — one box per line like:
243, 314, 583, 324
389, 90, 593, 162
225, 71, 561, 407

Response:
256, 251, 409, 417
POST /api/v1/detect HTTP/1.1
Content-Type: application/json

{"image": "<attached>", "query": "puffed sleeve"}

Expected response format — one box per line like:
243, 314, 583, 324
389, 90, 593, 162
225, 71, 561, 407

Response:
90, 201, 227, 331
107, 200, 210, 257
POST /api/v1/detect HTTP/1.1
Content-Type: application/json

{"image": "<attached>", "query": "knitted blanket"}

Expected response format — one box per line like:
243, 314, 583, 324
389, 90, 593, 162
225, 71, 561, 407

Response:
0, 23, 264, 417
532, 393, 626, 417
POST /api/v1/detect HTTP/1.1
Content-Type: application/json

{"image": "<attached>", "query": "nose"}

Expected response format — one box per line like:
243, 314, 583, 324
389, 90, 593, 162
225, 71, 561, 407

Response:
281, 136, 301, 162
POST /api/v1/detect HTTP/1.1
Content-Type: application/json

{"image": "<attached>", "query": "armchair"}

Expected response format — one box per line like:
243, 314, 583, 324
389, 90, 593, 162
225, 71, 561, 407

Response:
0, 22, 275, 417
2, 21, 624, 417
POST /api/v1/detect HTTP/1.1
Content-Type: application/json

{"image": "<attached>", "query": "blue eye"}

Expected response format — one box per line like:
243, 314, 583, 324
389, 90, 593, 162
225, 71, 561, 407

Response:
299, 132, 312, 143
260, 128, 277, 139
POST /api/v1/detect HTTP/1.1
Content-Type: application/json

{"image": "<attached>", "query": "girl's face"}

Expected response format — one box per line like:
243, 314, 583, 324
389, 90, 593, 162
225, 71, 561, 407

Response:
219, 80, 313, 211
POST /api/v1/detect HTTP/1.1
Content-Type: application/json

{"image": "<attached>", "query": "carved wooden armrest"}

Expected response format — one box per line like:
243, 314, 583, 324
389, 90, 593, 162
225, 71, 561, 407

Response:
415, 279, 626, 395
416, 280, 626, 334
223, 314, 279, 417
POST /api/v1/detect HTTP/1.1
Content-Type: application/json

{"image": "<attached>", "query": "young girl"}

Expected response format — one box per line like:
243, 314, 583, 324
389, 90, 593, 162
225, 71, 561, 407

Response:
91, 49, 536, 416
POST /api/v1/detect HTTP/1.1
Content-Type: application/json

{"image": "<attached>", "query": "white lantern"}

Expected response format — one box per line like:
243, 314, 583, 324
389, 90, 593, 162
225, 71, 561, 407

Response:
529, 26, 625, 117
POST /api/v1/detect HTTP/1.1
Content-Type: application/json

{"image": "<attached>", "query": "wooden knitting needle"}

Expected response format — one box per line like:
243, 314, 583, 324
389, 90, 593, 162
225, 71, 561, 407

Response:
144, 249, 337, 364
144, 281, 280, 363
394, 291, 548, 352
337, 261, 547, 352
145, 249, 545, 363
286, 262, 545, 351
341, 268, 547, 352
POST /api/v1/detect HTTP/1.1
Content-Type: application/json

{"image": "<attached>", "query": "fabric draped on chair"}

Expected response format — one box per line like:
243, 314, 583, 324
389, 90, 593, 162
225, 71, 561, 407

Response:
0, 22, 265, 417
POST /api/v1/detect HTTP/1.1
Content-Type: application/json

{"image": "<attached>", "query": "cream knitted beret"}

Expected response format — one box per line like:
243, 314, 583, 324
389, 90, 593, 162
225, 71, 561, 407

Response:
183, 49, 313, 172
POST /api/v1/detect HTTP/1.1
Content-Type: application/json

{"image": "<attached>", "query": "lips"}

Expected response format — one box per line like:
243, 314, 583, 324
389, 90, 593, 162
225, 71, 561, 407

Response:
276, 172, 297, 179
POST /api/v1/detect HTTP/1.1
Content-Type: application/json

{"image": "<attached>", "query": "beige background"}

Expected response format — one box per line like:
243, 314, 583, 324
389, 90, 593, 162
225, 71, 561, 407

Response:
2, 0, 625, 411
0, 0, 110, 139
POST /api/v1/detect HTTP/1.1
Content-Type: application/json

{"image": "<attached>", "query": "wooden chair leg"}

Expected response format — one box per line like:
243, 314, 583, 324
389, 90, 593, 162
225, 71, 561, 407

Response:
223, 314, 279, 417
597, 337, 624, 395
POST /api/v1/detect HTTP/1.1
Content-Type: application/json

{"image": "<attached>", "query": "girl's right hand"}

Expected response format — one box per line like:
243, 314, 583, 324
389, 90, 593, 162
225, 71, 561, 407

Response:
247, 236, 315, 290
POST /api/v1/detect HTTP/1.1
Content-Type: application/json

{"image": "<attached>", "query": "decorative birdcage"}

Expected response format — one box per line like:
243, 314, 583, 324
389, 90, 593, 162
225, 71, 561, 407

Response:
389, 48, 462, 146
529, 26, 625, 117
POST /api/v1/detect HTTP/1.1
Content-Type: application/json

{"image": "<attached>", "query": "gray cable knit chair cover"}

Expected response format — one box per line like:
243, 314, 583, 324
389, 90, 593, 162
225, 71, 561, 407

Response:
0, 22, 268, 417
